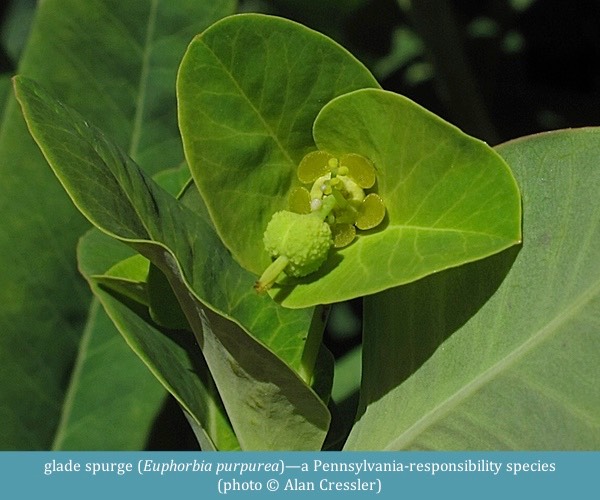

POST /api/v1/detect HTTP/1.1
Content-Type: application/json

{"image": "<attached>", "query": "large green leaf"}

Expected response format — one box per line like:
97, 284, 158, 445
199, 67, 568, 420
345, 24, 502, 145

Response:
52, 274, 166, 450
275, 89, 521, 307
14, 76, 330, 450
0, 0, 236, 449
0, 75, 11, 119
77, 229, 240, 451
346, 128, 600, 450
177, 13, 381, 275
57, 168, 188, 450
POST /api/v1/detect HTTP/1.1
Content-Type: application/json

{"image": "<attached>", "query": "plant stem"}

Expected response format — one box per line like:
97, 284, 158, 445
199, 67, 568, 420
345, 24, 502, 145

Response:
254, 255, 289, 293
298, 304, 330, 385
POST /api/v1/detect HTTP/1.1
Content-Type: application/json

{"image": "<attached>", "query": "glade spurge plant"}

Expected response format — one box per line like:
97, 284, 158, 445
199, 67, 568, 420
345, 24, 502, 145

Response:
176, 15, 521, 310
13, 13, 522, 450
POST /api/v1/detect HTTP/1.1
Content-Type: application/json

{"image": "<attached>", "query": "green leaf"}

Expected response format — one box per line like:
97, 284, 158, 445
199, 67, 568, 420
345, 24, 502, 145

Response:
177, 13, 380, 275
0, 74, 11, 118
152, 162, 192, 197
51, 300, 166, 450
18, 225, 166, 450
95, 254, 151, 307
346, 128, 600, 450
0, 0, 235, 449
147, 264, 191, 330
41, 219, 165, 450
274, 88, 522, 307
14, 76, 330, 450
77, 229, 239, 451
21, 0, 238, 174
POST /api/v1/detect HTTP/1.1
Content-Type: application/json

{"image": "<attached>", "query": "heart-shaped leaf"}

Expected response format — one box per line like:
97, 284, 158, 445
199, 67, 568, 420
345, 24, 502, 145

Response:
14, 76, 330, 450
177, 13, 380, 274
274, 89, 522, 307
346, 128, 600, 450
178, 15, 521, 308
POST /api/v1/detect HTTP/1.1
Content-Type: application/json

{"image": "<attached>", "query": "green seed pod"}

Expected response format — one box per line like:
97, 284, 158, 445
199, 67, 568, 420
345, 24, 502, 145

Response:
255, 210, 333, 293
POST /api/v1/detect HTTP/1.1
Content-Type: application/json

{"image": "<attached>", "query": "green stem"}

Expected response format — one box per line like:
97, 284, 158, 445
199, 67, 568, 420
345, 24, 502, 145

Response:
254, 255, 289, 293
298, 304, 330, 384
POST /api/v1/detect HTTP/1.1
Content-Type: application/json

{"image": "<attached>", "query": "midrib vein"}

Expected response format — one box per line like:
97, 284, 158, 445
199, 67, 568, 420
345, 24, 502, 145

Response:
128, 0, 158, 160
201, 40, 295, 167
51, 299, 100, 450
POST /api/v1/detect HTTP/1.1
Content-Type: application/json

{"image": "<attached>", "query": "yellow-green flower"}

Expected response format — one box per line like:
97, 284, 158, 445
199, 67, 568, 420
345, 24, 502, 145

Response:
289, 151, 385, 247
255, 150, 386, 292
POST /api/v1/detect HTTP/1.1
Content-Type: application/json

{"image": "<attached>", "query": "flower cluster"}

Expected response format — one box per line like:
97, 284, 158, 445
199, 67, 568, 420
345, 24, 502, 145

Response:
290, 151, 385, 247
255, 151, 385, 293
